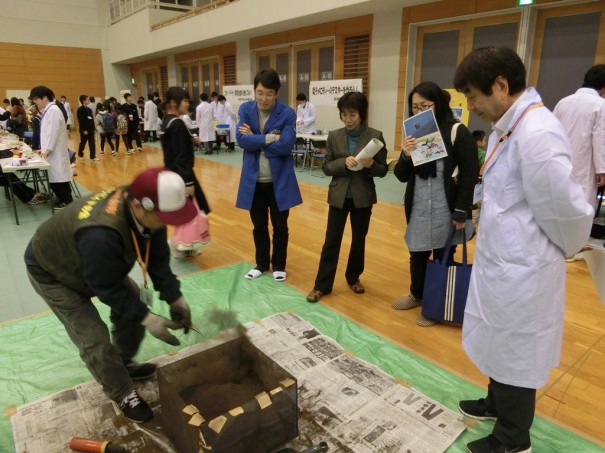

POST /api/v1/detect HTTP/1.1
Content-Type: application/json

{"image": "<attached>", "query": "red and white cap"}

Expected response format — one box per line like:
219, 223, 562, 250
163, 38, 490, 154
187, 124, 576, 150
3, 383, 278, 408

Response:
129, 167, 197, 226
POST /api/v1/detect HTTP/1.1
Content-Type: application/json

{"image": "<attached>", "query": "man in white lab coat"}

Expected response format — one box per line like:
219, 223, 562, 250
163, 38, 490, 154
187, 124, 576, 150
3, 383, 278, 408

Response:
215, 94, 237, 151
60, 95, 73, 131
143, 93, 159, 142
554, 65, 605, 208
196, 93, 215, 154
453, 47, 593, 453
31, 86, 73, 207
295, 93, 317, 134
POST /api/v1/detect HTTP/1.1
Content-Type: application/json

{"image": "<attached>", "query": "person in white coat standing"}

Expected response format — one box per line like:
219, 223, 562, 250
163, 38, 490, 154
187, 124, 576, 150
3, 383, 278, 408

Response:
554, 65, 605, 208
144, 93, 159, 142
453, 47, 594, 453
31, 86, 73, 207
196, 93, 215, 154
216, 95, 237, 151
295, 93, 317, 134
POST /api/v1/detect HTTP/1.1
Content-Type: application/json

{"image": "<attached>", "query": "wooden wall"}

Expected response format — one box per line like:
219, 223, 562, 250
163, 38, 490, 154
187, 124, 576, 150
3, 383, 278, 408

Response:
130, 56, 168, 99
0, 42, 104, 112
249, 15, 373, 81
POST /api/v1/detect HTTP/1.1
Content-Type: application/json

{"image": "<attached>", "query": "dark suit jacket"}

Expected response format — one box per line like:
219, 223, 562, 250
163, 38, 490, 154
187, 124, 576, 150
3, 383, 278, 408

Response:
322, 126, 388, 209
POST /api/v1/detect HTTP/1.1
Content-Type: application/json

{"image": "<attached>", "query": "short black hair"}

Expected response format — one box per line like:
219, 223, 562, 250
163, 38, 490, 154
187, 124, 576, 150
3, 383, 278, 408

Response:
253, 69, 281, 91
60, 95, 66, 100
109, 97, 117, 102
97, 102, 104, 111
89, 96, 95, 102
454, 46, 526, 96
407, 82, 454, 129
582, 64, 605, 91
148, 93, 154, 100
30, 86, 55, 101
337, 91, 368, 123
165, 86, 190, 108
210, 91, 218, 98
472, 130, 486, 142
153, 91, 160, 98
123, 93, 131, 100
79, 94, 88, 104
10, 97, 19, 106
217, 95, 226, 102
200, 93, 208, 101
3, 98, 9, 104
296, 93, 307, 102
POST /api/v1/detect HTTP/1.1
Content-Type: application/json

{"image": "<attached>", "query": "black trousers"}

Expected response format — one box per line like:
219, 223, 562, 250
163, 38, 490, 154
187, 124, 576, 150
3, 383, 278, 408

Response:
314, 198, 372, 293
409, 246, 455, 299
126, 127, 142, 150
144, 130, 157, 142
50, 181, 73, 204
1, 174, 36, 203
100, 133, 115, 152
484, 378, 536, 447
77, 131, 96, 158
249, 182, 289, 272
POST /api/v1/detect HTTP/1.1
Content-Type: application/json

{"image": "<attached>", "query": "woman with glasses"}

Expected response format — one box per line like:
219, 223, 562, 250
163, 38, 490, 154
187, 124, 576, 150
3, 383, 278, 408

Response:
391, 81, 478, 326
306, 91, 388, 303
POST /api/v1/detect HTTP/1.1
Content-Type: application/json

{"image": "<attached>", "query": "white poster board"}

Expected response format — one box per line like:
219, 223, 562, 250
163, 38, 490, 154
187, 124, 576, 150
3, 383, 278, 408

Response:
6, 90, 31, 101
309, 79, 363, 107
223, 85, 254, 110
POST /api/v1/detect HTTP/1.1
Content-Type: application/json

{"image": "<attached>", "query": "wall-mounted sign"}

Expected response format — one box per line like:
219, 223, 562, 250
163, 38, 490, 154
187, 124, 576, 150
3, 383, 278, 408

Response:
223, 85, 254, 108
309, 79, 363, 106
320, 71, 333, 80
298, 73, 310, 82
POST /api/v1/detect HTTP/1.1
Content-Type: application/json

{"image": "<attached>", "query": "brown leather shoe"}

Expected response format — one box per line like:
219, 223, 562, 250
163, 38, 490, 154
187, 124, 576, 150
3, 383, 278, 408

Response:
349, 280, 365, 294
306, 289, 325, 303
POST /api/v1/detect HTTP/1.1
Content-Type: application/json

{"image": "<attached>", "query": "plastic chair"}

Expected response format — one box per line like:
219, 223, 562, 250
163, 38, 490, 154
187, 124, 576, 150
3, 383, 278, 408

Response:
291, 137, 309, 171
309, 139, 327, 177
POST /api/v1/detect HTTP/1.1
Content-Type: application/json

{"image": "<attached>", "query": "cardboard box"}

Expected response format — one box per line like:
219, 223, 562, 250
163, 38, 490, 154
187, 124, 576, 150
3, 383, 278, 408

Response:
158, 337, 298, 453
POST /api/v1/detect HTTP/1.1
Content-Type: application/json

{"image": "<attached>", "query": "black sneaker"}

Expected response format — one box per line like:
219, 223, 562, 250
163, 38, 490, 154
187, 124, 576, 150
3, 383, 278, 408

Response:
117, 389, 153, 423
459, 398, 498, 420
467, 435, 531, 453
125, 361, 156, 381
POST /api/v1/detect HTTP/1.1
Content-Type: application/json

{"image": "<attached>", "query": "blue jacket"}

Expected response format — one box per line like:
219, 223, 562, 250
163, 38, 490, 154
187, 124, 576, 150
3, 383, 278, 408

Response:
236, 100, 303, 211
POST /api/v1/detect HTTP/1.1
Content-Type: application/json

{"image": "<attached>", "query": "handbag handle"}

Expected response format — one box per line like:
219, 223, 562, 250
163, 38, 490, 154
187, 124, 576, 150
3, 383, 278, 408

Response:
440, 226, 469, 267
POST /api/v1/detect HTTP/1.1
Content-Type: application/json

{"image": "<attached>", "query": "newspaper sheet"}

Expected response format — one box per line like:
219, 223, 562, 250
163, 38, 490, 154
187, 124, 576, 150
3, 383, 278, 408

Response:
12, 313, 465, 452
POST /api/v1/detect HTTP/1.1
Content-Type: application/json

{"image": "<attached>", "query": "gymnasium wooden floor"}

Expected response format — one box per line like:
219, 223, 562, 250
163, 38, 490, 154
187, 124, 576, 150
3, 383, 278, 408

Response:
70, 136, 605, 447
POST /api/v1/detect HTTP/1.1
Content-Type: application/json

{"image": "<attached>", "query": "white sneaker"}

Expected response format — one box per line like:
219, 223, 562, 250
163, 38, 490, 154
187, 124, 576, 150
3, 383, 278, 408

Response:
127, 149, 135, 155
565, 253, 584, 263
91, 157, 100, 162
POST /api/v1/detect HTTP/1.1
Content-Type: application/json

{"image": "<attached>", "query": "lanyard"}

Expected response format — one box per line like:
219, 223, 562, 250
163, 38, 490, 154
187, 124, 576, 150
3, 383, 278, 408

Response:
130, 229, 150, 288
479, 103, 544, 177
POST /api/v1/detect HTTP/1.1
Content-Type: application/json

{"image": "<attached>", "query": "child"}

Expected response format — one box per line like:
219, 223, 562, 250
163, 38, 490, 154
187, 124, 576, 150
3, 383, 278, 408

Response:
472, 130, 487, 166
95, 102, 116, 156
114, 105, 129, 154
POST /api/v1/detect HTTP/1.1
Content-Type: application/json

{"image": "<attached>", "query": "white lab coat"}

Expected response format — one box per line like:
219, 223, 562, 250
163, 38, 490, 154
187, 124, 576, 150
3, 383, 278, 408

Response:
296, 101, 317, 134
463, 88, 593, 389
41, 102, 72, 183
553, 88, 605, 207
144, 100, 159, 131
196, 101, 214, 142
63, 101, 73, 126
215, 101, 236, 143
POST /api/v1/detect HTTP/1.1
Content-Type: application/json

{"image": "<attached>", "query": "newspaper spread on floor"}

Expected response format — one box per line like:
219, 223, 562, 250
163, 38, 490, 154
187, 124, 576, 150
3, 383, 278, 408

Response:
12, 312, 466, 452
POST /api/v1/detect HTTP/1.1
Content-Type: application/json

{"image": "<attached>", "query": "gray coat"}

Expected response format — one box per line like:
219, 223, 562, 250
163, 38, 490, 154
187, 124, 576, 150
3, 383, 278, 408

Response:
322, 126, 388, 209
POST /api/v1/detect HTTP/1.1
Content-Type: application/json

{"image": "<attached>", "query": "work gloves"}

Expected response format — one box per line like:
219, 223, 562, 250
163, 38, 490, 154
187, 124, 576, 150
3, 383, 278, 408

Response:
141, 312, 181, 346
140, 297, 192, 345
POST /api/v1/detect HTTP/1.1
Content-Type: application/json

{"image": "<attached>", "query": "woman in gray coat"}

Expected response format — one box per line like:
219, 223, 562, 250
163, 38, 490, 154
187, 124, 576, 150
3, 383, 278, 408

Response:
307, 92, 388, 303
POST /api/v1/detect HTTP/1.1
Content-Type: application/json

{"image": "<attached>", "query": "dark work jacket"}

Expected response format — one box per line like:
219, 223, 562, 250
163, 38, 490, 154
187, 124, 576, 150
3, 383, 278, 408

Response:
25, 187, 182, 322
77, 105, 95, 132
161, 114, 210, 213
394, 121, 479, 223
122, 102, 140, 130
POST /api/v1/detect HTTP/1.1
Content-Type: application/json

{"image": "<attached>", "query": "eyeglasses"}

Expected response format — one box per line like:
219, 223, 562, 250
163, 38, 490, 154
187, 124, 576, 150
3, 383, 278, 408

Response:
411, 103, 434, 113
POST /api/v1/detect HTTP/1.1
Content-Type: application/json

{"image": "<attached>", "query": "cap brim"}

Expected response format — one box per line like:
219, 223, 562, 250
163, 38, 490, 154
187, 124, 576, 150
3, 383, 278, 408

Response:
155, 197, 198, 226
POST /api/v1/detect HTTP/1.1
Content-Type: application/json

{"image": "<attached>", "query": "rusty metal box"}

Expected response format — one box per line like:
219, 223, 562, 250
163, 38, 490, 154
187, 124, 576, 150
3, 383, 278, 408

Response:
158, 336, 298, 453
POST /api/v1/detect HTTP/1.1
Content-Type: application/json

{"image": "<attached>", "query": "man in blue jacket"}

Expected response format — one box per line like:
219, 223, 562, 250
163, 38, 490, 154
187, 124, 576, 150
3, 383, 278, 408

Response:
236, 69, 302, 282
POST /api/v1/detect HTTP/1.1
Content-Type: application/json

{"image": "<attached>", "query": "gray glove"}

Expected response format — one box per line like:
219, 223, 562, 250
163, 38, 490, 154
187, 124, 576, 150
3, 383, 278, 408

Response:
170, 296, 192, 334
141, 312, 181, 346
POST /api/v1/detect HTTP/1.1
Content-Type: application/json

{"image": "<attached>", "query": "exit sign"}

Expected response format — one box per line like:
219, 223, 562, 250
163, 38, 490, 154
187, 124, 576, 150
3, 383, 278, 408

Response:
518, 0, 534, 5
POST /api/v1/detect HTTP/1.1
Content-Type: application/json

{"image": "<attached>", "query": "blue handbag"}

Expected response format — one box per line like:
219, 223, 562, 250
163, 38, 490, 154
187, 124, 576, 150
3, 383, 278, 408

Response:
421, 228, 472, 324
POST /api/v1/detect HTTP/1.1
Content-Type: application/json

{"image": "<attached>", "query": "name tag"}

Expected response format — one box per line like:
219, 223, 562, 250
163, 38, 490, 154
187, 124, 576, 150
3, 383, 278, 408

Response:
139, 283, 154, 306
473, 183, 483, 205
